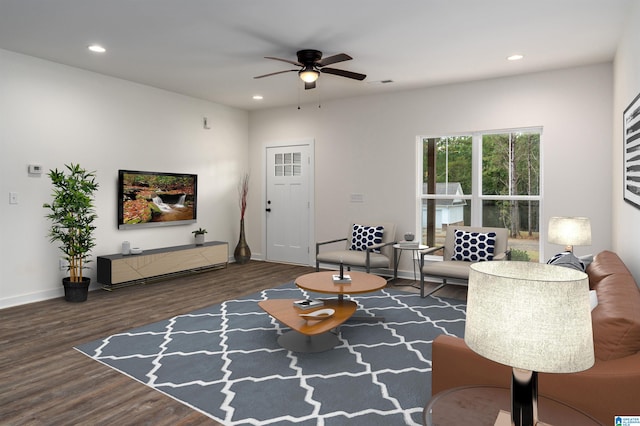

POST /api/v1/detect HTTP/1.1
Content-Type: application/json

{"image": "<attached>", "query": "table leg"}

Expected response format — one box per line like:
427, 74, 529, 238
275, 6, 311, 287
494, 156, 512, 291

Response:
335, 294, 384, 322
412, 249, 417, 281
394, 247, 401, 280
392, 248, 421, 290
277, 330, 340, 353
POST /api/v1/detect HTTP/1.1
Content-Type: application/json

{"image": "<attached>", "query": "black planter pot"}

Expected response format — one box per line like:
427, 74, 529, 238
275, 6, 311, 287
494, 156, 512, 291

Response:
63, 277, 90, 302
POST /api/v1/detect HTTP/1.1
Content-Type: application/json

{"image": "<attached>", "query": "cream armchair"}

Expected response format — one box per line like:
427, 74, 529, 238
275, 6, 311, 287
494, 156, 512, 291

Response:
419, 226, 510, 297
316, 222, 397, 274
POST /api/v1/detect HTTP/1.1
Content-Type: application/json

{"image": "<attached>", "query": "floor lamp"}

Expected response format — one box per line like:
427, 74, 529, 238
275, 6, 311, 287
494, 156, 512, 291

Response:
465, 261, 594, 426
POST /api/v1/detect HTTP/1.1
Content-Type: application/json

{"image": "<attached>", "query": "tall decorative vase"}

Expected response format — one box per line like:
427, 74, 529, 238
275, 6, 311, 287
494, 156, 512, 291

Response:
234, 218, 251, 264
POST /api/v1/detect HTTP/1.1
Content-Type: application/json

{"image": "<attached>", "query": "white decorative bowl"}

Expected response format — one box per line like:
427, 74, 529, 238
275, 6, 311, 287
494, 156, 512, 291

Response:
299, 308, 335, 320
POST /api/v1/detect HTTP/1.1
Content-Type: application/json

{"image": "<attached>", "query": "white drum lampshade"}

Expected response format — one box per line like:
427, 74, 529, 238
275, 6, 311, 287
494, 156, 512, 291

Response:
548, 217, 592, 252
465, 261, 594, 425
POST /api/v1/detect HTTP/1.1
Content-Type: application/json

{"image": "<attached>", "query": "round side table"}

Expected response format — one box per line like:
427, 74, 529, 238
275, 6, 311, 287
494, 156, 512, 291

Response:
423, 386, 603, 426
393, 243, 429, 282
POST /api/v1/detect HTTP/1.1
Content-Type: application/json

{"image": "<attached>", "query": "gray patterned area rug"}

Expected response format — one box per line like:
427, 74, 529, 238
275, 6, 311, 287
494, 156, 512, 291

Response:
75, 282, 466, 426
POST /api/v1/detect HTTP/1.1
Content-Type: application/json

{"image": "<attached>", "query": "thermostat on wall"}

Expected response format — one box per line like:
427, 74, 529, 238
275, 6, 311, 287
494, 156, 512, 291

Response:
28, 164, 43, 175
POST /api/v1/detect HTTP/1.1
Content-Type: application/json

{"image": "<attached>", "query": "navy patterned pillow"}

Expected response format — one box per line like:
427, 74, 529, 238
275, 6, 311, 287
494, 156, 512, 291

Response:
452, 230, 496, 261
350, 224, 384, 253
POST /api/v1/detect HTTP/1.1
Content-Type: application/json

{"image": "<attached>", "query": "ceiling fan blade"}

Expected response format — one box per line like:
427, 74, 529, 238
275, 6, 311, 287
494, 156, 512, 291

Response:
254, 69, 298, 79
305, 81, 316, 90
321, 67, 366, 81
264, 56, 303, 66
317, 53, 352, 67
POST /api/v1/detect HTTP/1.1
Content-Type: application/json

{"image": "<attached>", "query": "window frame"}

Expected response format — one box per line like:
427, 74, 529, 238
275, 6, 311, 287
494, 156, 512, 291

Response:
416, 127, 543, 260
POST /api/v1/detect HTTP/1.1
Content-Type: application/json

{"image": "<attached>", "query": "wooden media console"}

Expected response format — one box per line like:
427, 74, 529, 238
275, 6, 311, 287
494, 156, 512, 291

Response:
97, 241, 228, 289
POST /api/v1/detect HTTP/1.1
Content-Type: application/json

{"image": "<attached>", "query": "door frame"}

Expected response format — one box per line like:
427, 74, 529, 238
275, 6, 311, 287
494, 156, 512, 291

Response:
262, 138, 315, 266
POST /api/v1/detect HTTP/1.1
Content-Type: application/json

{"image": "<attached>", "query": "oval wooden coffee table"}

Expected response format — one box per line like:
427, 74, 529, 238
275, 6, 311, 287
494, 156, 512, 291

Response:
295, 271, 388, 301
259, 271, 387, 352
258, 298, 357, 352
297, 270, 388, 322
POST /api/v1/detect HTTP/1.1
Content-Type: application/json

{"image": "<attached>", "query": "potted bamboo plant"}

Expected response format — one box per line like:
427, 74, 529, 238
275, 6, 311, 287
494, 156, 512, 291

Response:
43, 163, 99, 302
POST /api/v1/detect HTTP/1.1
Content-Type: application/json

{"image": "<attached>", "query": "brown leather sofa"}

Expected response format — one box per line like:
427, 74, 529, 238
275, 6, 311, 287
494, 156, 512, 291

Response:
431, 250, 640, 424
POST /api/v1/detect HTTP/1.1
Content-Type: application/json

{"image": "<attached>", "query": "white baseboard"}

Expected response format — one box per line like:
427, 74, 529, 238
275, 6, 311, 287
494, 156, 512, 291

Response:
0, 288, 63, 310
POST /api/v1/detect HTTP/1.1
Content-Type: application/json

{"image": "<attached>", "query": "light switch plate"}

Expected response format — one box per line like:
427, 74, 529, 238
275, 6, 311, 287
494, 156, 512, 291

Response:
350, 193, 364, 203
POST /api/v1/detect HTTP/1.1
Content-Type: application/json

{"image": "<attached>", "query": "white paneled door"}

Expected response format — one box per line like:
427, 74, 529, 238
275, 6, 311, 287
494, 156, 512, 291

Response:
265, 144, 312, 265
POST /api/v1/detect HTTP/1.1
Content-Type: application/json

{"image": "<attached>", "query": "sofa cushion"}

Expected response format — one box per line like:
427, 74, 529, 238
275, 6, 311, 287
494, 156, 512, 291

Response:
587, 250, 633, 288
587, 251, 640, 361
350, 224, 384, 253
451, 230, 496, 262
316, 250, 390, 268
422, 260, 474, 280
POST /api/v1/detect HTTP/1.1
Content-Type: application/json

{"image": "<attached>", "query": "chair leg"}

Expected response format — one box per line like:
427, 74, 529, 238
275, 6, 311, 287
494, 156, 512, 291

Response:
423, 283, 446, 298
423, 278, 447, 298
316, 261, 320, 272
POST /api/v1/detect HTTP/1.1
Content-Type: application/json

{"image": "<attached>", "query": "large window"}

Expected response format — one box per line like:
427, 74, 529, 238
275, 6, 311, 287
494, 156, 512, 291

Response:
419, 129, 541, 262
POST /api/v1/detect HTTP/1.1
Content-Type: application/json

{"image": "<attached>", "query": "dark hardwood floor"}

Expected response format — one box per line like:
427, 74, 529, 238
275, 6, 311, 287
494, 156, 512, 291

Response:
0, 261, 465, 425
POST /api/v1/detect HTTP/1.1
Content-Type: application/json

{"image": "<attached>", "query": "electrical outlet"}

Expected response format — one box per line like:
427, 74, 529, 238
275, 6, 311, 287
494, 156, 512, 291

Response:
59, 259, 67, 271
9, 192, 18, 204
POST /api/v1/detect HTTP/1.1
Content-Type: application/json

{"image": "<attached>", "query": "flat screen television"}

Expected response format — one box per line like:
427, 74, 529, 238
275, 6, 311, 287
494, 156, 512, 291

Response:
118, 170, 197, 230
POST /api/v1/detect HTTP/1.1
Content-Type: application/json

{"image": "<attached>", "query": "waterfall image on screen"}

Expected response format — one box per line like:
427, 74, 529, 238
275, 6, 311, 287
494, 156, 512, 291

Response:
118, 170, 197, 229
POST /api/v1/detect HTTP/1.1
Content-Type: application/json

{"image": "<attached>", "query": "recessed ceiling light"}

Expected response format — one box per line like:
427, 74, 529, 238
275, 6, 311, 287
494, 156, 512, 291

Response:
253, 95, 263, 100
507, 54, 524, 61
88, 44, 106, 53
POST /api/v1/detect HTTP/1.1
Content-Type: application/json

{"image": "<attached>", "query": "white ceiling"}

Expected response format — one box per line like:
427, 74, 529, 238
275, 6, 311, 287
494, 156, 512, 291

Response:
0, 0, 632, 111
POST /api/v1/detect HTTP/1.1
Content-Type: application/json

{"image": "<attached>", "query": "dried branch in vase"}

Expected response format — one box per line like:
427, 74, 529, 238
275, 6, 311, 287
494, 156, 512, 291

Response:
238, 173, 250, 220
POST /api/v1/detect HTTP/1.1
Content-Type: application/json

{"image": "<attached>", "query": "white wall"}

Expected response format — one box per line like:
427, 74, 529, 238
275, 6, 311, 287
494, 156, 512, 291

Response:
613, 2, 640, 280
0, 49, 249, 308
249, 64, 614, 276
3, 27, 635, 308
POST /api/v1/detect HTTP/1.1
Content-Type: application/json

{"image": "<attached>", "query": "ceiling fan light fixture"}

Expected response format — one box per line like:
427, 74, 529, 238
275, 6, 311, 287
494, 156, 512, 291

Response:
299, 68, 319, 83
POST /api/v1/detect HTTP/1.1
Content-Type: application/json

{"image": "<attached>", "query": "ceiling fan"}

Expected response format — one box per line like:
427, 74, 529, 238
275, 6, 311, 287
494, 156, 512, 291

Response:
254, 49, 366, 89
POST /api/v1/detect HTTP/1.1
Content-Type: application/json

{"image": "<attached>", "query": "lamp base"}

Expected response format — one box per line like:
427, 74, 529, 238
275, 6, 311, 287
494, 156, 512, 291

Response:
494, 410, 552, 426
512, 368, 538, 426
